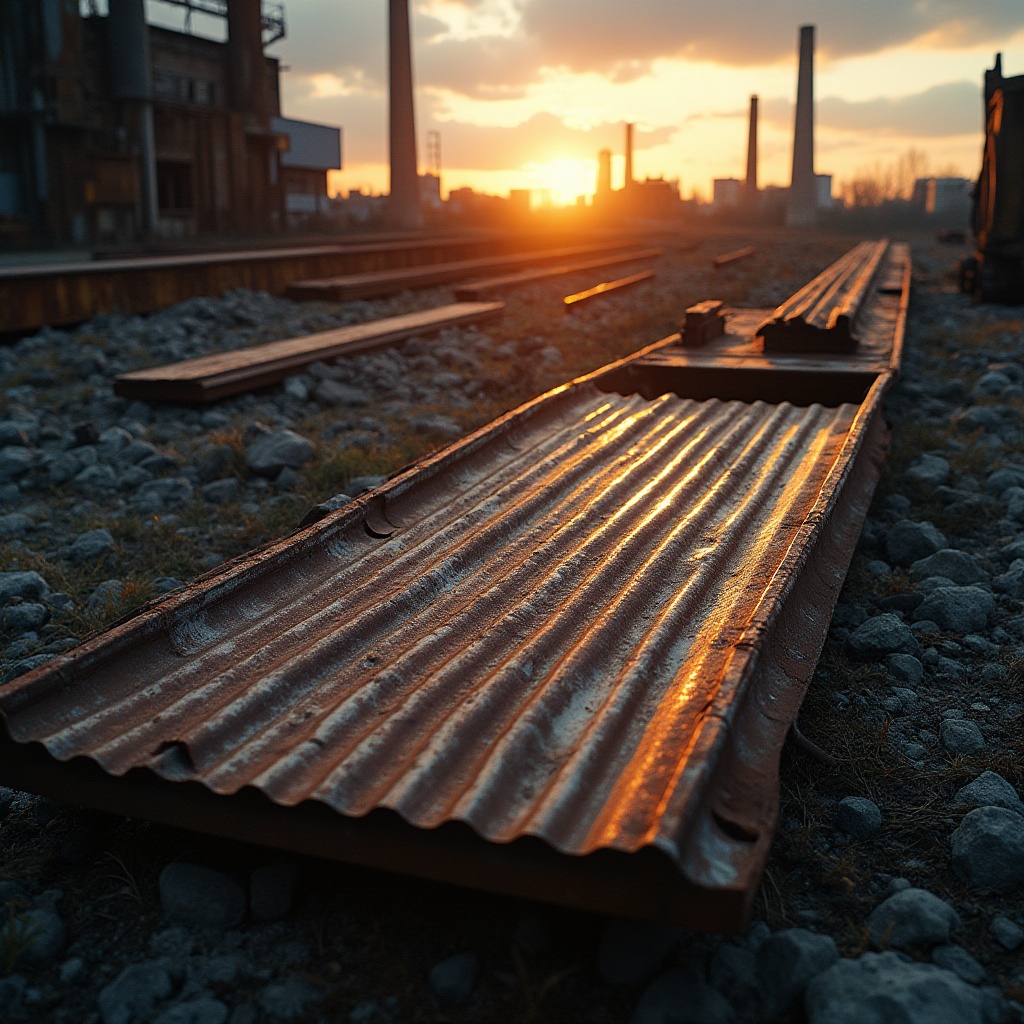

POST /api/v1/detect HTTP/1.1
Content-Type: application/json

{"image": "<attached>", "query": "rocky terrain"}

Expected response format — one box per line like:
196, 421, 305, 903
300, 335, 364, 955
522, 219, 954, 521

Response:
0, 232, 1021, 1023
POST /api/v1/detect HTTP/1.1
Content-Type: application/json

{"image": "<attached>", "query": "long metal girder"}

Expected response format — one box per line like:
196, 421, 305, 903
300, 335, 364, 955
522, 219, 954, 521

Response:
0, 242, 907, 931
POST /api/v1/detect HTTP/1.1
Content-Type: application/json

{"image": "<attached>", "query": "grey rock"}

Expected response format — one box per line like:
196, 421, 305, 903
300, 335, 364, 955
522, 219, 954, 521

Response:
195, 445, 235, 483
410, 414, 462, 439
989, 916, 1023, 951
249, 863, 296, 922
159, 863, 247, 930
64, 528, 116, 564
138, 453, 181, 476
885, 521, 948, 567
0, 513, 32, 539
756, 928, 839, 1019
201, 478, 240, 504
940, 719, 986, 756
631, 966, 735, 1024
994, 559, 1024, 599
902, 454, 951, 490
0, 446, 34, 484
0, 602, 49, 633
73, 463, 118, 495
867, 888, 960, 951
707, 943, 759, 1017
59, 957, 85, 984
87, 579, 125, 614
346, 475, 385, 494
153, 1000, 229, 1024
837, 796, 882, 838
134, 477, 195, 513
805, 952, 1003, 1024
117, 439, 159, 466
599, 919, 681, 987
954, 772, 1023, 815
913, 587, 995, 634
245, 430, 315, 477
428, 952, 479, 1002
313, 380, 370, 407
12, 908, 66, 968
0, 571, 49, 606
885, 653, 924, 686
931, 945, 987, 985
951, 807, 1024, 890
98, 962, 175, 1024
1006, 487, 1024, 522
909, 550, 989, 586
845, 614, 920, 661
985, 467, 1024, 496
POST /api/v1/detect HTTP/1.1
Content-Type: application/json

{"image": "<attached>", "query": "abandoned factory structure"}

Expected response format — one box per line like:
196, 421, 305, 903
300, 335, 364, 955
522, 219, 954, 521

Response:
0, 0, 342, 245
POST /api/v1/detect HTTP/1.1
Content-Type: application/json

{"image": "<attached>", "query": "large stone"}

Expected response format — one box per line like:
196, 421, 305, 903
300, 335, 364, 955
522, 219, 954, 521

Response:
98, 962, 175, 1024
312, 380, 370, 407
902, 454, 951, 491
931, 945, 987, 986
12, 907, 66, 968
755, 928, 839, 1019
428, 953, 479, 1003
953, 772, 1024, 815
867, 888, 960, 951
64, 528, 116, 564
805, 952, 1003, 1024
0, 446, 34, 484
152, 1000, 229, 1024
245, 429, 315, 478
885, 653, 924, 686
985, 467, 1024, 496
836, 797, 882, 839
951, 807, 1024, 890
630, 966, 736, 1024
909, 550, 989, 586
133, 477, 195, 513
940, 719, 985, 756
994, 559, 1024, 599
912, 587, 995, 634
885, 521, 947, 567
0, 571, 49, 606
159, 862, 246, 929
845, 614, 920, 661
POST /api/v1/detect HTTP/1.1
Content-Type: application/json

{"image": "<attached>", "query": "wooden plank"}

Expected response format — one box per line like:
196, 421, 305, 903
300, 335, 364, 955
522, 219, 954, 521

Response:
712, 246, 756, 269
285, 243, 642, 302
453, 248, 663, 300
563, 270, 655, 311
114, 302, 505, 404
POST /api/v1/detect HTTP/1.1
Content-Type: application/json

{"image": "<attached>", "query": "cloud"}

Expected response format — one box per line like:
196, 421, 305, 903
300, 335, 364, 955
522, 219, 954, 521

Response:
755, 81, 981, 138
517, 0, 1023, 73
417, 35, 542, 97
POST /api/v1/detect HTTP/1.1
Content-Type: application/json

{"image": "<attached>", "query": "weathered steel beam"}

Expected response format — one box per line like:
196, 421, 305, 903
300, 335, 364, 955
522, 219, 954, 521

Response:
562, 269, 655, 311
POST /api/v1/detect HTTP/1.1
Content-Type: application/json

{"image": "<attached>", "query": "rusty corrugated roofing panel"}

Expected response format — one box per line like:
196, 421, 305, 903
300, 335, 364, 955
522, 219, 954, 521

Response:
0, 368, 888, 926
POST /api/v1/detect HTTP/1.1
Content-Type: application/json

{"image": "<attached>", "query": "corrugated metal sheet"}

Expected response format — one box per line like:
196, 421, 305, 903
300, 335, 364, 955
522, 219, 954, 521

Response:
0, 375, 886, 924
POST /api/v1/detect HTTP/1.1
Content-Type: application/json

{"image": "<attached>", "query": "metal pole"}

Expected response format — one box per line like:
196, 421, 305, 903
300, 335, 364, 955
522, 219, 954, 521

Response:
388, 0, 422, 229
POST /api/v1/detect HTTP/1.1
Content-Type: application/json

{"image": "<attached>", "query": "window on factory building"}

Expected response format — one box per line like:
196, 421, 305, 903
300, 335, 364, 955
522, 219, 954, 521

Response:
156, 160, 193, 214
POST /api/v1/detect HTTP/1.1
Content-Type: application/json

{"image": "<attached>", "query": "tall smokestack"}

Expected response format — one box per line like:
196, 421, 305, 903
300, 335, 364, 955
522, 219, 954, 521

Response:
744, 95, 758, 202
388, 0, 422, 229
786, 25, 816, 227
624, 123, 634, 189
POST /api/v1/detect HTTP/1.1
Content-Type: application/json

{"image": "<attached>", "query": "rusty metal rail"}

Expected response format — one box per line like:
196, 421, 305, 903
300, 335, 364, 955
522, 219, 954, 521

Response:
712, 246, 756, 269
285, 244, 649, 303
454, 249, 662, 302
113, 302, 504, 404
0, 235, 626, 334
756, 240, 889, 353
0, 240, 909, 931
563, 270, 655, 311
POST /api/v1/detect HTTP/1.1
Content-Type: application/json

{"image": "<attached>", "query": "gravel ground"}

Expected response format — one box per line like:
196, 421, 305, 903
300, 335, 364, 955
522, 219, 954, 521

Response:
0, 229, 1022, 1023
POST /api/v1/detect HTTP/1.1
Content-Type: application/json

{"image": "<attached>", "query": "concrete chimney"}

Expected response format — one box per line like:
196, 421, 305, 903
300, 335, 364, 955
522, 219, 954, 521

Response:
596, 149, 612, 196
744, 95, 758, 202
624, 123, 634, 189
786, 25, 816, 227
388, 0, 423, 229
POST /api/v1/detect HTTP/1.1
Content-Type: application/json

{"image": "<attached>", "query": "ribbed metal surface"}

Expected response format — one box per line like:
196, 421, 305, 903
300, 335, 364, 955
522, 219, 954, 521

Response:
758, 240, 889, 351
2, 388, 857, 862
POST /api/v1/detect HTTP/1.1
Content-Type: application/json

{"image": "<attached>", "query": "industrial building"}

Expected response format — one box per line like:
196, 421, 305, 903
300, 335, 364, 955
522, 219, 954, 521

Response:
0, 0, 341, 247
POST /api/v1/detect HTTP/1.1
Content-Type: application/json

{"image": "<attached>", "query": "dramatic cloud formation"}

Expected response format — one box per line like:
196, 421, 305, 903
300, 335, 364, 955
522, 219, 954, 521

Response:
754, 81, 981, 139
518, 0, 1023, 76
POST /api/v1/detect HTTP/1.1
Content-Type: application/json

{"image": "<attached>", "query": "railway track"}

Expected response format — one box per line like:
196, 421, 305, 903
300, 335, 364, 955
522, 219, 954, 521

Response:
0, 239, 908, 933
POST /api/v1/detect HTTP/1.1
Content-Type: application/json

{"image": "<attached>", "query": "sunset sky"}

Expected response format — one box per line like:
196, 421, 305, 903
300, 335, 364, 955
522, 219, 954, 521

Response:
154, 1, 1024, 205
